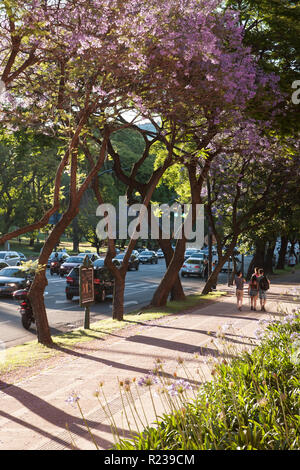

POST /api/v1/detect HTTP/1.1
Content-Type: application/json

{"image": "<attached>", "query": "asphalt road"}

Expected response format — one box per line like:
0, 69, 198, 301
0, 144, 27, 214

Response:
0, 257, 252, 348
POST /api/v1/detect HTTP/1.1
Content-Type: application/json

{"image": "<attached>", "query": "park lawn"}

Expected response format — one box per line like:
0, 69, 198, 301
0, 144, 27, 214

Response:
0, 291, 226, 379
272, 263, 300, 276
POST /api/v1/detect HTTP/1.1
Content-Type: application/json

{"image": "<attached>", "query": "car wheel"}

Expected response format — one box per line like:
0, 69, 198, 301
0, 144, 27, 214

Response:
66, 293, 73, 300
100, 289, 106, 302
155, 260, 158, 264
136, 264, 139, 271
50, 270, 53, 276
181, 272, 185, 278
21, 315, 32, 330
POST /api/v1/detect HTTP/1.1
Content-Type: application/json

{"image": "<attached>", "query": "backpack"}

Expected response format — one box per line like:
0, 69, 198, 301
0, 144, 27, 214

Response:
259, 276, 269, 291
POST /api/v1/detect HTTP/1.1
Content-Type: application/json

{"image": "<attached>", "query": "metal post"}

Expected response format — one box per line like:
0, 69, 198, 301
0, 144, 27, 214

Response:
227, 257, 231, 286
84, 305, 90, 330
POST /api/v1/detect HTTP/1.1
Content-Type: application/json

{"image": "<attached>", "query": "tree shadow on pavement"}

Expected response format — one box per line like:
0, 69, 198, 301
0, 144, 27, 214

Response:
0, 380, 130, 450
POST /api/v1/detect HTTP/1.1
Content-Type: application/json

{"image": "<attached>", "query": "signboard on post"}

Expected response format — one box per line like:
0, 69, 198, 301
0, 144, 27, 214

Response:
79, 256, 94, 329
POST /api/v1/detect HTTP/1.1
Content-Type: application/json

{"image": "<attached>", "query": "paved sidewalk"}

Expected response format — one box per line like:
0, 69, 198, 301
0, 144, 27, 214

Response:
0, 271, 299, 450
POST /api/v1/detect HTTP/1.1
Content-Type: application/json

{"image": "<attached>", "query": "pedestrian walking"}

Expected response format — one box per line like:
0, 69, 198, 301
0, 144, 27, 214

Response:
288, 253, 296, 267
235, 270, 246, 311
257, 268, 270, 312
248, 272, 259, 311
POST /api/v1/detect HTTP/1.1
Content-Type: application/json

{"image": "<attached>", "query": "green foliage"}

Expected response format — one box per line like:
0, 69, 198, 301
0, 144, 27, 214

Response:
226, 0, 300, 134
0, 128, 60, 234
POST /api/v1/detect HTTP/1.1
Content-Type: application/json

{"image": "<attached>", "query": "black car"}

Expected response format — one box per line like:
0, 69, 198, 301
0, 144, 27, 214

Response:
112, 253, 139, 270
59, 255, 85, 276
65, 266, 114, 302
138, 251, 158, 264
0, 267, 32, 296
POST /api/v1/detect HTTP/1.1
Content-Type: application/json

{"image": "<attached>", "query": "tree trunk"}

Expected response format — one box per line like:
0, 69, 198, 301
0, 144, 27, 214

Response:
246, 240, 266, 280
151, 237, 186, 307
158, 238, 185, 302
72, 217, 80, 253
202, 262, 222, 295
112, 272, 126, 321
202, 236, 238, 294
276, 235, 288, 269
28, 207, 79, 346
264, 240, 276, 274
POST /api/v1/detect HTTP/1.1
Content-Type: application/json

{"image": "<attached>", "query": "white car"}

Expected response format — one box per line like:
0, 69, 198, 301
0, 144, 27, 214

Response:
0, 251, 21, 268
220, 256, 241, 273
181, 257, 205, 278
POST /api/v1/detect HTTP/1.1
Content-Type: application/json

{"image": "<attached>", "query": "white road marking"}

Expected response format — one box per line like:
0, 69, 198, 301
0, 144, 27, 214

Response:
109, 301, 139, 309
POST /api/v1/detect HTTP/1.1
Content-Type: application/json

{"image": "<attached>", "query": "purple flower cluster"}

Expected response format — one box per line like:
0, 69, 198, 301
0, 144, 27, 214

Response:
137, 374, 160, 387
166, 379, 193, 396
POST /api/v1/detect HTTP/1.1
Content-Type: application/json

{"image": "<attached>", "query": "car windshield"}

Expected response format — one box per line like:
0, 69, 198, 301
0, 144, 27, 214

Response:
140, 251, 151, 256
94, 259, 105, 267
186, 259, 201, 265
115, 254, 124, 259
192, 253, 204, 258
66, 257, 83, 263
0, 253, 6, 259
50, 253, 61, 259
0, 267, 26, 277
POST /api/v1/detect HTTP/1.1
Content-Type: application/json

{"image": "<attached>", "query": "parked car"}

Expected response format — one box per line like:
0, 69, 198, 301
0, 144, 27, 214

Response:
184, 249, 199, 261
138, 250, 158, 264
17, 252, 27, 263
0, 266, 33, 296
0, 251, 21, 269
220, 256, 241, 273
47, 252, 69, 268
65, 265, 114, 302
112, 253, 140, 270
181, 258, 205, 278
156, 249, 164, 259
59, 255, 85, 277
186, 252, 207, 263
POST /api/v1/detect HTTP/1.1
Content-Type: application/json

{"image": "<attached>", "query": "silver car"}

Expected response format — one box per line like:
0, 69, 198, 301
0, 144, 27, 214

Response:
0, 251, 21, 268
181, 257, 205, 278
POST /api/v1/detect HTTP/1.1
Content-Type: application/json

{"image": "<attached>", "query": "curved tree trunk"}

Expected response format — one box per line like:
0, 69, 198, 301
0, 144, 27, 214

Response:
28, 207, 79, 346
202, 236, 238, 294
151, 237, 186, 307
201, 262, 222, 295
112, 272, 126, 320
158, 238, 185, 302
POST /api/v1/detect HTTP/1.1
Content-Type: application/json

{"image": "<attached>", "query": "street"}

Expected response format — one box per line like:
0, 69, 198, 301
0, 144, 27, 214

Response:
0, 257, 253, 348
